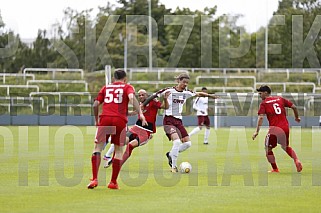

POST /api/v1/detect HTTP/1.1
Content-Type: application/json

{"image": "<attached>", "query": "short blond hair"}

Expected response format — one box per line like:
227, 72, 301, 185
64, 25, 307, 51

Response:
138, 89, 147, 94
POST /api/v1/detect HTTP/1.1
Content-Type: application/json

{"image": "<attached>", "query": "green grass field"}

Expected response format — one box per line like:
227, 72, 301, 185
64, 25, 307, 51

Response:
1, 126, 321, 212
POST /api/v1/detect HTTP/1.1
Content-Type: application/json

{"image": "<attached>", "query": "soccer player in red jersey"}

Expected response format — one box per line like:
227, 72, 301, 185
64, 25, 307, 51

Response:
87, 69, 147, 190
103, 89, 170, 167
143, 73, 219, 172
252, 85, 302, 173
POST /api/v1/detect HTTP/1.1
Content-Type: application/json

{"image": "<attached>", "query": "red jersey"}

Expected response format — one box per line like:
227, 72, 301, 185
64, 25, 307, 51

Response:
258, 96, 293, 129
135, 99, 162, 133
96, 82, 135, 122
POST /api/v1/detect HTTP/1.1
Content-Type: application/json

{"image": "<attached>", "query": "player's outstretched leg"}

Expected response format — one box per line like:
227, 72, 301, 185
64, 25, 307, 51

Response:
122, 143, 135, 165
103, 144, 114, 168
189, 127, 201, 137
284, 146, 302, 172
179, 141, 191, 153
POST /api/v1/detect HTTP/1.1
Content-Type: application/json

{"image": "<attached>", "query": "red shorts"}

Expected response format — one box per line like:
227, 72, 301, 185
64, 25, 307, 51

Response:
163, 116, 188, 140
265, 126, 289, 148
95, 116, 127, 146
129, 125, 152, 146
197, 115, 210, 126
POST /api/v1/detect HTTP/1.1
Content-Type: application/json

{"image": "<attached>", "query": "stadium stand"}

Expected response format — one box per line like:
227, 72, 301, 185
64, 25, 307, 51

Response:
1, 67, 321, 117
23, 68, 84, 79
0, 85, 40, 96
0, 73, 35, 84
27, 80, 89, 92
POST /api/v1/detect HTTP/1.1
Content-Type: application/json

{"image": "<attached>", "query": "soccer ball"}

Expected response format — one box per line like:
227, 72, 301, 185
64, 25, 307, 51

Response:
179, 162, 192, 173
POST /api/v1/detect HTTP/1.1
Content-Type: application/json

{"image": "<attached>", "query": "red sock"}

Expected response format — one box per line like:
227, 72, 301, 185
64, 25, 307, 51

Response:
111, 158, 122, 184
285, 147, 298, 160
122, 144, 135, 165
266, 151, 278, 170
91, 152, 101, 180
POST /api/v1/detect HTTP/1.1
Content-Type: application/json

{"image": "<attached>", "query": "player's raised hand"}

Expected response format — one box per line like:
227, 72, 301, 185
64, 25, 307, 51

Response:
164, 91, 171, 99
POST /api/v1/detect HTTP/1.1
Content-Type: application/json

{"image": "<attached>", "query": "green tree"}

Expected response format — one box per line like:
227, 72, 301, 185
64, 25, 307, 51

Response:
268, 0, 321, 68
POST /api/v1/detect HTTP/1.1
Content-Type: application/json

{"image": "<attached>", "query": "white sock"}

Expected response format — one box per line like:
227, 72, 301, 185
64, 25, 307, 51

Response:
170, 139, 181, 168
189, 127, 201, 136
204, 128, 210, 143
105, 143, 115, 158
179, 141, 191, 153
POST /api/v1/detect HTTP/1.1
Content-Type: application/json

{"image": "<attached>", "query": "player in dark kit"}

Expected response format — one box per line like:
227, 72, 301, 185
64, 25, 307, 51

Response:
87, 69, 147, 190
103, 89, 170, 167
252, 85, 302, 173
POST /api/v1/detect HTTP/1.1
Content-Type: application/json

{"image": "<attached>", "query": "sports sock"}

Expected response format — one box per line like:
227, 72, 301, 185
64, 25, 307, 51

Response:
285, 146, 298, 161
111, 158, 122, 184
122, 143, 134, 165
170, 139, 181, 168
91, 152, 101, 180
179, 141, 191, 153
189, 127, 201, 136
105, 144, 115, 158
204, 128, 210, 143
266, 150, 278, 169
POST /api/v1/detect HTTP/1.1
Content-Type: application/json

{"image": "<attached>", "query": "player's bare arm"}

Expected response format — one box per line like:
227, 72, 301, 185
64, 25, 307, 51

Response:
196, 91, 219, 99
290, 104, 301, 123
160, 91, 170, 109
128, 110, 138, 116
93, 100, 101, 126
129, 93, 148, 126
142, 93, 158, 106
252, 114, 264, 140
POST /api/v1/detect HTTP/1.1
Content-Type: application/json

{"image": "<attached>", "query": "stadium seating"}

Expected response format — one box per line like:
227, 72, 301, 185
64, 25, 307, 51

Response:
1, 67, 321, 116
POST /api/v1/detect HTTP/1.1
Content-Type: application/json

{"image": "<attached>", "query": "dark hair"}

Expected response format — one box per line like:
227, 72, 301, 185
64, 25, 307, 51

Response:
256, 85, 271, 94
114, 69, 127, 80
175, 72, 190, 81
201, 87, 207, 91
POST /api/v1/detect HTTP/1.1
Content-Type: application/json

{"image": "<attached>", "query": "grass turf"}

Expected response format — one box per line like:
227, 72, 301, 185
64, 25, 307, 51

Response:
1, 126, 321, 212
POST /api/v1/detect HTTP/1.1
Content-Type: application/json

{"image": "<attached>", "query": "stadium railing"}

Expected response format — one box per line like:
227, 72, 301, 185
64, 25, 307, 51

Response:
129, 80, 173, 89
257, 69, 320, 82
26, 80, 89, 92
23, 68, 84, 79
0, 73, 35, 84
29, 92, 92, 103
193, 86, 254, 93
0, 85, 40, 96
126, 67, 321, 82
195, 76, 256, 87
127, 68, 259, 81
46, 103, 92, 113
0, 96, 45, 113
255, 82, 316, 93
0, 96, 44, 108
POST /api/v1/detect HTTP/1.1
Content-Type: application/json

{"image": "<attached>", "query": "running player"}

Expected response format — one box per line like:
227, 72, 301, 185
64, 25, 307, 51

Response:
252, 85, 302, 173
87, 69, 147, 190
